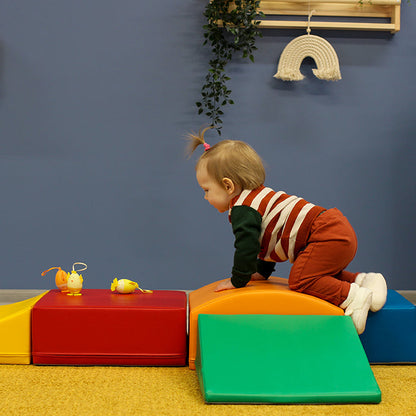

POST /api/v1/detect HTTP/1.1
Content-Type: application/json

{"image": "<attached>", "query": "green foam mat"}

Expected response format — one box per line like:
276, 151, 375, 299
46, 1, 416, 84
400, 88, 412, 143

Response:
196, 314, 381, 404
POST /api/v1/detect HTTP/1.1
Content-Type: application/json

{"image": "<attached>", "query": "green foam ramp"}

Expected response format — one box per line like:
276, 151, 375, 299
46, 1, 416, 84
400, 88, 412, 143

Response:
196, 314, 381, 404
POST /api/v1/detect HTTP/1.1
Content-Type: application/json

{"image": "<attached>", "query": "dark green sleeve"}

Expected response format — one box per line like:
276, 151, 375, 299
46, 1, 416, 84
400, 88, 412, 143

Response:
230, 206, 262, 288
256, 258, 276, 278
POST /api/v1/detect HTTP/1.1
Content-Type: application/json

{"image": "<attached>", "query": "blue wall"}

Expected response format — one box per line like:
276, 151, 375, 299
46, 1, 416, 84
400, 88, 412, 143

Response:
1, 1, 415, 290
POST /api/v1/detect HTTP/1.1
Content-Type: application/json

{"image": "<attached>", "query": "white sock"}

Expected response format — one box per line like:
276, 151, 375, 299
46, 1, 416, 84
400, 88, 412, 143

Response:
355, 272, 387, 312
340, 283, 372, 335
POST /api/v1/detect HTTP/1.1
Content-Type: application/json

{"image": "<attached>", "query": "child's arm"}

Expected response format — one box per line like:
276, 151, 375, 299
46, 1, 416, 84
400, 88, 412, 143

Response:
230, 206, 262, 288
216, 267, 274, 290
256, 259, 276, 279
214, 206, 264, 292
215, 278, 236, 291
249, 260, 277, 281
250, 272, 267, 281
215, 269, 273, 290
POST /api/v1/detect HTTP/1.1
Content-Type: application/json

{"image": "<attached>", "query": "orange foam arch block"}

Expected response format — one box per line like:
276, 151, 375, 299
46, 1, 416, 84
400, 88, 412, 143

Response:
0, 291, 48, 364
188, 277, 343, 369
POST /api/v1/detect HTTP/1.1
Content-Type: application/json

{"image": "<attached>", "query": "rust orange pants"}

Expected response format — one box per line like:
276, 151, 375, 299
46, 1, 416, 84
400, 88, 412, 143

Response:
289, 208, 358, 306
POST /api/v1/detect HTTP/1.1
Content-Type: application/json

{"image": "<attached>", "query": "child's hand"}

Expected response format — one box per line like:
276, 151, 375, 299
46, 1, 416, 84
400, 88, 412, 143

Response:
215, 279, 236, 292
250, 272, 267, 281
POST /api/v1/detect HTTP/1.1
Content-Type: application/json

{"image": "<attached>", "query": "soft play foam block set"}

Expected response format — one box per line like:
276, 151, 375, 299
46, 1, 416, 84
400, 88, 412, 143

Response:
196, 314, 381, 404
32, 289, 187, 365
1, 274, 415, 381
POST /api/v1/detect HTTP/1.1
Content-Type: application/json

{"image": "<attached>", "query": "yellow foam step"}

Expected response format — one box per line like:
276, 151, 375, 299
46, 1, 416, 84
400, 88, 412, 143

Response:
0, 292, 48, 364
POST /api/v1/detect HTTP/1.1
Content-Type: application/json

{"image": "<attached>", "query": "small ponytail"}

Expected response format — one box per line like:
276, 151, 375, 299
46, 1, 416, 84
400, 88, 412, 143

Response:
185, 126, 212, 158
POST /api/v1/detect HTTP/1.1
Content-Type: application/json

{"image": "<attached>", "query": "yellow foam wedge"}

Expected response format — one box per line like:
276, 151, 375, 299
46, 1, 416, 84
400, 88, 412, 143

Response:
0, 292, 48, 364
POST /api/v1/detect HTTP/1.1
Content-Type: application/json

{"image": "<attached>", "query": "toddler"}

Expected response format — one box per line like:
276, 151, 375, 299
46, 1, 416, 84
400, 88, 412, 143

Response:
187, 128, 387, 334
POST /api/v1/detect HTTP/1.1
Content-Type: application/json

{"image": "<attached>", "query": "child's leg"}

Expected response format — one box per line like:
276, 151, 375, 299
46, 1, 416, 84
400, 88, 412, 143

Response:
288, 208, 373, 334
334, 270, 358, 283
289, 243, 355, 306
288, 208, 358, 306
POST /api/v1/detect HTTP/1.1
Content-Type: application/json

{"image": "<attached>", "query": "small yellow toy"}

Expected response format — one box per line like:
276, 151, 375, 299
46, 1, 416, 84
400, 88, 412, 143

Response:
111, 278, 153, 294
66, 262, 87, 296
41, 266, 69, 292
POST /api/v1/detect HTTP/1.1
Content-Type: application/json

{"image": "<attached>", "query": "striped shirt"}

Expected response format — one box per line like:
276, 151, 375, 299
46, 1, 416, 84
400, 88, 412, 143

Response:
229, 185, 325, 263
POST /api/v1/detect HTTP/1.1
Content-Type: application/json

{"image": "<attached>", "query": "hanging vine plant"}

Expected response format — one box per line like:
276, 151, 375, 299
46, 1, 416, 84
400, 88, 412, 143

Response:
196, 0, 264, 134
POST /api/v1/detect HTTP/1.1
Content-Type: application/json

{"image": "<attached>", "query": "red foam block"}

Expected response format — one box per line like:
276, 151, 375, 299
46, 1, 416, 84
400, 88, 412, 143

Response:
32, 289, 187, 366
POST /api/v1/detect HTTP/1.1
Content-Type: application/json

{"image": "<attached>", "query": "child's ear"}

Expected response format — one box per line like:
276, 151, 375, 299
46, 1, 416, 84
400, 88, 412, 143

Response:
222, 178, 235, 194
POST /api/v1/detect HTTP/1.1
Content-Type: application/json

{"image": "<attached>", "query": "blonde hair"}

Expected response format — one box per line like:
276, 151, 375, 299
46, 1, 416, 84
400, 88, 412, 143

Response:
186, 127, 265, 190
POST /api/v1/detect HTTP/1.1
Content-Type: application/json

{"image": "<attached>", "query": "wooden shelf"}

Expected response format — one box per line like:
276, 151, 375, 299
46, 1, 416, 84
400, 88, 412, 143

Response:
231, 0, 401, 33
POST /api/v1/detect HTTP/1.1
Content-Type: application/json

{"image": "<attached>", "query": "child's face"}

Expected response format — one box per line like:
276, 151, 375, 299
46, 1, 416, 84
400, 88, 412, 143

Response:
196, 164, 238, 213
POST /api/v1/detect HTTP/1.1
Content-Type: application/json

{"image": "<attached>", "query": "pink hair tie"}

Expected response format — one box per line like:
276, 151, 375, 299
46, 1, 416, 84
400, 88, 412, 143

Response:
203, 142, 211, 151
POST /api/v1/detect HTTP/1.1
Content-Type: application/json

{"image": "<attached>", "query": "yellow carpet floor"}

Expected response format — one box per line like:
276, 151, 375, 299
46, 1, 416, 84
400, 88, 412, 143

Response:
0, 365, 415, 416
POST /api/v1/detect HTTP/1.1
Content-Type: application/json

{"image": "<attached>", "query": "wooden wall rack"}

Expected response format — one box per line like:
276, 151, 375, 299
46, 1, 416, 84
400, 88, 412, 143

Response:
254, 0, 401, 33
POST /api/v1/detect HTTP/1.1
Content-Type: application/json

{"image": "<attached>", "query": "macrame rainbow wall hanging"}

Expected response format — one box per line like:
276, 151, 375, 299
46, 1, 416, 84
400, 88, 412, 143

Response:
274, 12, 341, 82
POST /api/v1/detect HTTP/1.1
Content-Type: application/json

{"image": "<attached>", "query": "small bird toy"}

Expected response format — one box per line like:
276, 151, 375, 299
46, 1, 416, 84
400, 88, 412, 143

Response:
111, 278, 153, 294
66, 262, 87, 296
41, 266, 69, 292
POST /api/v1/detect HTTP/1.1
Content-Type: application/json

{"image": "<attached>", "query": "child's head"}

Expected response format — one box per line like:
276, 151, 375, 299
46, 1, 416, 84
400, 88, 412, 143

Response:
186, 127, 266, 191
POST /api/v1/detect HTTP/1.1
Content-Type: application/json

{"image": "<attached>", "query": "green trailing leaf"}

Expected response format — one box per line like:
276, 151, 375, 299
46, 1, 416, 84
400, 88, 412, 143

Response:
196, 0, 263, 134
